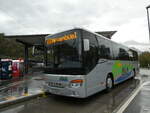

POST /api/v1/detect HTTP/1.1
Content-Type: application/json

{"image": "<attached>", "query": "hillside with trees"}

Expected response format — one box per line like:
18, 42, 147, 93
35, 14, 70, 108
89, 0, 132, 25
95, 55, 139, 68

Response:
139, 52, 150, 68
0, 33, 24, 59
0, 33, 43, 63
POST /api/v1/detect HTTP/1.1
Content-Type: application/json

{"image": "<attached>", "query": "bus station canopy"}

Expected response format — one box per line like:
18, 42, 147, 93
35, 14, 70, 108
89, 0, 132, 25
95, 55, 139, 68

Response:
4, 31, 116, 46
5, 34, 49, 47
4, 34, 49, 74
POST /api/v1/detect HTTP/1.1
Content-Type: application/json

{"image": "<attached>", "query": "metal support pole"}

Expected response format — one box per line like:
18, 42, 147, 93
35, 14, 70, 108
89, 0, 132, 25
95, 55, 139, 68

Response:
0, 58, 2, 79
146, 5, 150, 42
24, 45, 29, 74
44, 46, 48, 66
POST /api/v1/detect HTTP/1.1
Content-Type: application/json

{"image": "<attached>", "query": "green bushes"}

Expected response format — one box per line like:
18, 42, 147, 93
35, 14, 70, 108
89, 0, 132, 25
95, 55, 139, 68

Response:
139, 52, 150, 68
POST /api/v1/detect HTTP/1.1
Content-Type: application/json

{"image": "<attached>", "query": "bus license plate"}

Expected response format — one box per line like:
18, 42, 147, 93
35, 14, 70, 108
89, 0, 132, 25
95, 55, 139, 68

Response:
51, 89, 59, 94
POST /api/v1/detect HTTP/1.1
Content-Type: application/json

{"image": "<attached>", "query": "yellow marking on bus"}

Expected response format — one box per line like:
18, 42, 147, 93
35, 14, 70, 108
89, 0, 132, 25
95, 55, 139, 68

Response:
46, 32, 77, 45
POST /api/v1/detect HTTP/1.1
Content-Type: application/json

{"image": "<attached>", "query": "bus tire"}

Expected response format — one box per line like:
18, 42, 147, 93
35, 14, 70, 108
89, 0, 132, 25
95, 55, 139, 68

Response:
106, 74, 113, 92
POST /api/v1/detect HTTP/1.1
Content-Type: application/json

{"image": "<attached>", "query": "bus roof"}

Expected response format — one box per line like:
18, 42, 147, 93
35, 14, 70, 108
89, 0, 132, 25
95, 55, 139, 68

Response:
45, 28, 138, 52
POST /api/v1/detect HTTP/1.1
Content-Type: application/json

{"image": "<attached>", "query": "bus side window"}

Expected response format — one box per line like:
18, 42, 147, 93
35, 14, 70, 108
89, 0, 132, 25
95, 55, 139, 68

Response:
83, 31, 99, 73
132, 50, 138, 61
98, 38, 112, 60
99, 45, 111, 59
112, 44, 119, 60
128, 49, 134, 61
118, 48, 130, 61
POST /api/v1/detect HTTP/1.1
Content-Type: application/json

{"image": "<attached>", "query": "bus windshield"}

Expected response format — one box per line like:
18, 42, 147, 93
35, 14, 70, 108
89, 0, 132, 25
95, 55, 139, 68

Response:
45, 36, 83, 75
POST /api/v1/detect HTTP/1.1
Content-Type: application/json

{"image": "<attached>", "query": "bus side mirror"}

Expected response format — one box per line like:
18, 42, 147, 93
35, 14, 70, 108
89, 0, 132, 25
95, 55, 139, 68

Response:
83, 39, 90, 51
32, 45, 44, 56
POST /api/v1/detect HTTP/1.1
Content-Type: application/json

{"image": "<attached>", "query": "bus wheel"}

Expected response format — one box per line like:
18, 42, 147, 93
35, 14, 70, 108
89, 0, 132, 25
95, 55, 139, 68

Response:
106, 75, 113, 92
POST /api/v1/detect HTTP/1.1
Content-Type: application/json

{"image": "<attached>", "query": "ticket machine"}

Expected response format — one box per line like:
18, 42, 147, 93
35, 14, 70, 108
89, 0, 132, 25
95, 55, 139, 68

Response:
0, 59, 12, 80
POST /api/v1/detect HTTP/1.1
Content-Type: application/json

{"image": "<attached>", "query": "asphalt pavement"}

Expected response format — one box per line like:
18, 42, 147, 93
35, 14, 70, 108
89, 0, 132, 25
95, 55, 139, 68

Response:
0, 75, 140, 113
124, 69, 150, 113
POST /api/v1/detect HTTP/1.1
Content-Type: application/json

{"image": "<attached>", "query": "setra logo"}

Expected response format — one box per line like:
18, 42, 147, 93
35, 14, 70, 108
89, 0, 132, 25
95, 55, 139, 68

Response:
59, 77, 68, 81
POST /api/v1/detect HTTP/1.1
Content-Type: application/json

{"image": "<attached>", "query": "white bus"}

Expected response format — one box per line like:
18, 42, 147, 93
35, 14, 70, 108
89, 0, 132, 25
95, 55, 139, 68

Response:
43, 28, 139, 98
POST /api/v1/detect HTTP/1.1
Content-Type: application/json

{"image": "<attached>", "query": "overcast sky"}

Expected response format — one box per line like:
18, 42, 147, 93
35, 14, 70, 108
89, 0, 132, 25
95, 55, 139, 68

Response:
0, 0, 149, 43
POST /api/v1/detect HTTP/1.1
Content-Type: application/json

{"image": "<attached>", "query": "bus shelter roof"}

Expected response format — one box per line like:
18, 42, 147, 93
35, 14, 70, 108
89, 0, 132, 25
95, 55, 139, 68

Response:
4, 30, 117, 46
4, 34, 49, 47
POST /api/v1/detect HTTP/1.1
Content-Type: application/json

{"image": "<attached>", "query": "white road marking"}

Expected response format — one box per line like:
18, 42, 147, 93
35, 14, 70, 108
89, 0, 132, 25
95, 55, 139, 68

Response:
116, 81, 150, 113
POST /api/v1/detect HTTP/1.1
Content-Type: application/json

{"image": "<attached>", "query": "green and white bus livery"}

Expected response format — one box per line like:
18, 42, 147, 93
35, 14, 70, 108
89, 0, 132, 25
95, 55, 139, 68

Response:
43, 28, 139, 98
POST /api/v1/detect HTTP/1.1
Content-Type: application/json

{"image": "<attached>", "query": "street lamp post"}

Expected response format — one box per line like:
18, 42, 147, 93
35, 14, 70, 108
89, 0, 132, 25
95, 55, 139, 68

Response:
146, 5, 150, 42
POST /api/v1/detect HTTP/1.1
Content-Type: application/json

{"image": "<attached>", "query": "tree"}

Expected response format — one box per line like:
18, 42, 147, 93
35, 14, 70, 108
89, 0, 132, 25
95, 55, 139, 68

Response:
139, 52, 150, 68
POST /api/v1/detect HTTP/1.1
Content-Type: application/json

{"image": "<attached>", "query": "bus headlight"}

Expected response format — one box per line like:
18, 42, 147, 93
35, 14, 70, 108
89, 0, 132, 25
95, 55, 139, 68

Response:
69, 79, 83, 88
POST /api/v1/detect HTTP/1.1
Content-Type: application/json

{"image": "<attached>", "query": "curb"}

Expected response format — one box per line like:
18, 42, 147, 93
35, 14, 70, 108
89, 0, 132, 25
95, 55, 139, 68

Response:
0, 91, 44, 109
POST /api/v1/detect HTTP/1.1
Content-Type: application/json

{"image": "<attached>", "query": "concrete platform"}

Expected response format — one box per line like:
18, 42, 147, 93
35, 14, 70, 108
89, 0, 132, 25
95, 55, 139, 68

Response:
0, 72, 45, 109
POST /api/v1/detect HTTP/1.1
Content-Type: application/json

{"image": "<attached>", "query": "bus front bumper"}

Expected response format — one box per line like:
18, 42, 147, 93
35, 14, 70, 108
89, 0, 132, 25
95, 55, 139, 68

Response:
43, 84, 86, 98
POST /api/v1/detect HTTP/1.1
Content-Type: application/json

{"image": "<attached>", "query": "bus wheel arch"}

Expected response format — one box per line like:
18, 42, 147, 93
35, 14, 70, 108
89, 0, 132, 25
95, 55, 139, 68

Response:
133, 68, 136, 77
